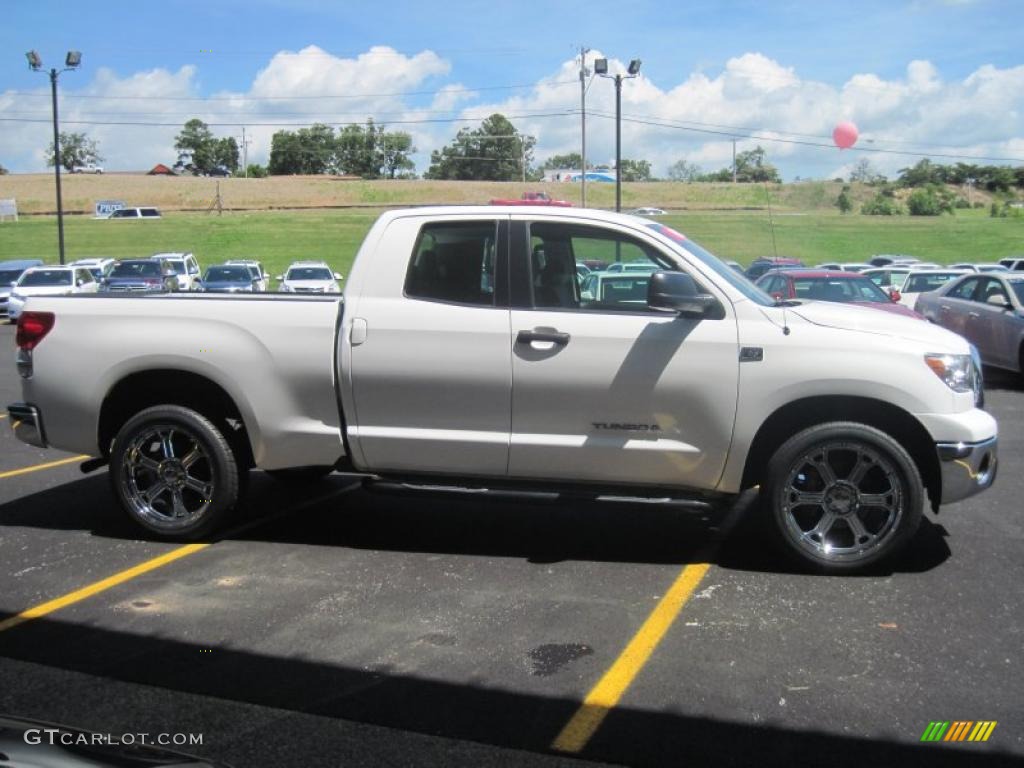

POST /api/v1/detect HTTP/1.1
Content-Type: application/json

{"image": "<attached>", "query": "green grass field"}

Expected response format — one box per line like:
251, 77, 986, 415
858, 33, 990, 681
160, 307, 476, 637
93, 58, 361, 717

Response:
2, 207, 1022, 281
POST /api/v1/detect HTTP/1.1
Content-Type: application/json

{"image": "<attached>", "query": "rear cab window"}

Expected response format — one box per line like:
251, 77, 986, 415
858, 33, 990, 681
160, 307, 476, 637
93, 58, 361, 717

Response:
405, 221, 498, 306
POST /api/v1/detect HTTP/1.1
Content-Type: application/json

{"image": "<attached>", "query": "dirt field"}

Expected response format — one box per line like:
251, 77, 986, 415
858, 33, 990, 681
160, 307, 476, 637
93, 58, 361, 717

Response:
3, 174, 980, 216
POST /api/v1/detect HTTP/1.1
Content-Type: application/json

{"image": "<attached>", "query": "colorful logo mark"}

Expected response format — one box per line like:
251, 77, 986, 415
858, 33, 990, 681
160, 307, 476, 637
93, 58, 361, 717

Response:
921, 721, 997, 743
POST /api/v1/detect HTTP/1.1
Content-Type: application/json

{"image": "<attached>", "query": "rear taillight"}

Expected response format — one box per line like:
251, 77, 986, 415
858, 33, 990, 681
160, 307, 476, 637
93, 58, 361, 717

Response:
16, 311, 55, 350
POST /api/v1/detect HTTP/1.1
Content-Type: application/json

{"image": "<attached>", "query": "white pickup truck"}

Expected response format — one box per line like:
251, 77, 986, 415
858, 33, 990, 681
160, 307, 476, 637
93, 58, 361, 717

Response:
7, 207, 998, 572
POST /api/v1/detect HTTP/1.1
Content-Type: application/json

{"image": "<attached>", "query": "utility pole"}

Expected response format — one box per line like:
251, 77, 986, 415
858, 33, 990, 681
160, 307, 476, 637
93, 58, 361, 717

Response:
579, 45, 590, 207
732, 138, 737, 184
614, 74, 622, 213
239, 126, 252, 177
49, 68, 66, 264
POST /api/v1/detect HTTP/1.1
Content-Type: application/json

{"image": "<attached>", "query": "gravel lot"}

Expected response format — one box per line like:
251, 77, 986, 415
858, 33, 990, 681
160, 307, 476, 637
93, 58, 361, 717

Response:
0, 321, 1021, 767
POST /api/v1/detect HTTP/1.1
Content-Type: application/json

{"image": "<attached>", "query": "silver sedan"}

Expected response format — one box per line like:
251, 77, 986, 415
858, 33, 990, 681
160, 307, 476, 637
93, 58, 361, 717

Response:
916, 273, 1024, 376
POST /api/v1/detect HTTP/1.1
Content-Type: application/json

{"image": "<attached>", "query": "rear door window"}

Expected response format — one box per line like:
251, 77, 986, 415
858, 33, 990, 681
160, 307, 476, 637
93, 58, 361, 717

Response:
405, 221, 498, 306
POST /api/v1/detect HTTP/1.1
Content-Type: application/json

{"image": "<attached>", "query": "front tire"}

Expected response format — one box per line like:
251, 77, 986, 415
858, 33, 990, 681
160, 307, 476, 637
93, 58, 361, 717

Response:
762, 422, 923, 573
109, 405, 240, 540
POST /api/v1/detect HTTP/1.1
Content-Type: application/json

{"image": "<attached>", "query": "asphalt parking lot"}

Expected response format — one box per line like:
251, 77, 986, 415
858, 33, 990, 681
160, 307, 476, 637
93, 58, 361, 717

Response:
0, 321, 1022, 767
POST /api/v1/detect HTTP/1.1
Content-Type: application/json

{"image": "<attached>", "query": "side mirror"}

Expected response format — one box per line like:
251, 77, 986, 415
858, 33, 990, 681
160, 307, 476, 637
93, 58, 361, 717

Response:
890, 289, 902, 302
275, 275, 284, 281
648, 271, 720, 319
334, 272, 343, 280
771, 291, 783, 302
76, 279, 84, 287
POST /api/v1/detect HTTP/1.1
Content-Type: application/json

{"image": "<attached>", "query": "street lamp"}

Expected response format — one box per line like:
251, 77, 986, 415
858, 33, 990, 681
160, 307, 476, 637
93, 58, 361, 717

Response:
25, 49, 81, 265
595, 57, 641, 212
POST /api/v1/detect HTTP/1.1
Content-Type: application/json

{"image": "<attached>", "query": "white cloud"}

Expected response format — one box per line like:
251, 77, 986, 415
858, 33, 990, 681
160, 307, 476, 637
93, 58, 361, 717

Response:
2, 46, 1022, 182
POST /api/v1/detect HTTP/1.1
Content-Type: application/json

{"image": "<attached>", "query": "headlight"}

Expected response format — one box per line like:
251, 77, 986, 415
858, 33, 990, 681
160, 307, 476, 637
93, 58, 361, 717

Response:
924, 353, 977, 395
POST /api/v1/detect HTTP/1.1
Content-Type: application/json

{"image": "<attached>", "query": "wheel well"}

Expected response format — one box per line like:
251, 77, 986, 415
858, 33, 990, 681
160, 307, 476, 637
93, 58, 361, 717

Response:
741, 396, 940, 511
98, 370, 254, 468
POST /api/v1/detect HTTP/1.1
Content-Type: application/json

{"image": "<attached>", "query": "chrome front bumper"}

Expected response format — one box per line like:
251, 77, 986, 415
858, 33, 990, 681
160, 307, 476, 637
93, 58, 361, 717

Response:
937, 436, 997, 504
7, 403, 47, 449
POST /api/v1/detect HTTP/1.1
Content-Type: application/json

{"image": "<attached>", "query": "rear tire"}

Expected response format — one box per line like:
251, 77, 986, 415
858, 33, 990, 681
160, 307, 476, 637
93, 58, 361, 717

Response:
762, 422, 923, 573
109, 405, 240, 540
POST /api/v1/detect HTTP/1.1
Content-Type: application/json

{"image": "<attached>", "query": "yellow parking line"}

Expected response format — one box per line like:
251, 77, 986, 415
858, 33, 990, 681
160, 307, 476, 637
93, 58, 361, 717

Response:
0, 455, 89, 480
552, 561, 711, 753
0, 543, 209, 633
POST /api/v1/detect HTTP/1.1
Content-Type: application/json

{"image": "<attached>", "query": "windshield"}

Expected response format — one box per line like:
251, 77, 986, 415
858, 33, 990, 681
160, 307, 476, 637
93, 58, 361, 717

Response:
644, 222, 773, 305
286, 267, 333, 281
0, 269, 24, 285
904, 273, 962, 292
205, 266, 251, 282
792, 277, 891, 303
110, 261, 162, 278
18, 269, 72, 287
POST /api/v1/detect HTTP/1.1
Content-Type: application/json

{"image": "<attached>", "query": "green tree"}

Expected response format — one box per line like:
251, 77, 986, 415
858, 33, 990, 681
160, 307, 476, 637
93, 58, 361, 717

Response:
0, 162, 8, 175
378, 129, 416, 179
425, 114, 535, 181
336, 122, 376, 177
862, 193, 904, 215
268, 130, 303, 175
848, 158, 884, 184
617, 158, 652, 182
733, 146, 781, 183
836, 185, 854, 214
175, 119, 217, 173
46, 131, 103, 172
213, 137, 239, 172
897, 159, 944, 188
542, 152, 584, 170
666, 159, 702, 182
244, 163, 267, 178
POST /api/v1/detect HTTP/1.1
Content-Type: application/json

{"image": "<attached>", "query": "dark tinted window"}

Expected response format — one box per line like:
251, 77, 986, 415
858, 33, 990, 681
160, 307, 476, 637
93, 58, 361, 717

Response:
111, 209, 138, 218
286, 267, 333, 281
140, 208, 161, 217
977, 278, 1010, 305
0, 269, 23, 284
1009, 280, 1024, 304
110, 261, 162, 278
905, 273, 962, 293
19, 269, 72, 287
205, 266, 251, 282
405, 221, 497, 306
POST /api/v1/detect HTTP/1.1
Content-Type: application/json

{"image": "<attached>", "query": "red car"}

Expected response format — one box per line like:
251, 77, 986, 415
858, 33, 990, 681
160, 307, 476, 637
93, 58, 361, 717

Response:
756, 269, 924, 319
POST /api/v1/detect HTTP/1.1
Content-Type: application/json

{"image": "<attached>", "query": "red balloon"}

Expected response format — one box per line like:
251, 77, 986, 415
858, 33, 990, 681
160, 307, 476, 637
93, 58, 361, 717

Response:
833, 121, 859, 149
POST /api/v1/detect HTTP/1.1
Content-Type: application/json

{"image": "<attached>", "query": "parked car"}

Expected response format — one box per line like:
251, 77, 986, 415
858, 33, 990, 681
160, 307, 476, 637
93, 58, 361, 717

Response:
489, 191, 572, 207
7, 206, 996, 574
916, 273, 1024, 377
897, 269, 970, 308
756, 269, 923, 319
203, 264, 262, 293
579, 271, 653, 307
998, 258, 1024, 272
604, 261, 659, 274
71, 163, 103, 174
862, 267, 912, 296
974, 264, 1011, 273
725, 260, 745, 275
277, 261, 343, 293
151, 252, 202, 291
628, 207, 666, 216
6, 265, 99, 321
69, 258, 116, 281
207, 166, 231, 177
0, 259, 44, 319
575, 262, 591, 280
869, 254, 918, 267
107, 207, 161, 220
100, 259, 180, 293
998, 257, 1024, 269
225, 259, 270, 292
745, 257, 804, 280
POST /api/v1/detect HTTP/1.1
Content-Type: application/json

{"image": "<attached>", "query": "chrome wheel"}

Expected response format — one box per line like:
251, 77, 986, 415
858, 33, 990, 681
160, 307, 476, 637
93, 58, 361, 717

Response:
120, 424, 214, 533
779, 441, 903, 564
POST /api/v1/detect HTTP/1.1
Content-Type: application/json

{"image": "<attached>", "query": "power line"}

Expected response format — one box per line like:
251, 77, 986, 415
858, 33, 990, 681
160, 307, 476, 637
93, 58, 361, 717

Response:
2, 80, 577, 102
584, 110, 1024, 163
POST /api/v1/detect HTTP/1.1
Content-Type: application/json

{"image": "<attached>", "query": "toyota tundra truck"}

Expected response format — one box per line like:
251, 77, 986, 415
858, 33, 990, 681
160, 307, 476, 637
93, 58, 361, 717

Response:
7, 206, 998, 572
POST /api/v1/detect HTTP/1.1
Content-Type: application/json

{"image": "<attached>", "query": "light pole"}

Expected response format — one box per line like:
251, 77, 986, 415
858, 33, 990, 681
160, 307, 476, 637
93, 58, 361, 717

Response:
26, 49, 81, 265
594, 57, 641, 212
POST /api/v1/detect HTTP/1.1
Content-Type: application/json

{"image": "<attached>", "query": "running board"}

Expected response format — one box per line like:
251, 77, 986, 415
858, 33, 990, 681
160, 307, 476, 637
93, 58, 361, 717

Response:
362, 477, 716, 510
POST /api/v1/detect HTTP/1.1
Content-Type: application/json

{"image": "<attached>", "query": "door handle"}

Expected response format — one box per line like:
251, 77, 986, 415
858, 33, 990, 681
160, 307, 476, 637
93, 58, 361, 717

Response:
968, 312, 980, 318
516, 329, 570, 345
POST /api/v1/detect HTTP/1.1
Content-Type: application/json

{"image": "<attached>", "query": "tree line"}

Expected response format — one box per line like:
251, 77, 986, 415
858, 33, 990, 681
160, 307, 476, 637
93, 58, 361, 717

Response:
28, 116, 1024, 188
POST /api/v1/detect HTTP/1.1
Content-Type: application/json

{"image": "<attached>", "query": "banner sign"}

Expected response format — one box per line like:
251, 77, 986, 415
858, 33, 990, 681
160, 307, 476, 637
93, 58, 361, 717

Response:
94, 200, 125, 218
0, 198, 16, 221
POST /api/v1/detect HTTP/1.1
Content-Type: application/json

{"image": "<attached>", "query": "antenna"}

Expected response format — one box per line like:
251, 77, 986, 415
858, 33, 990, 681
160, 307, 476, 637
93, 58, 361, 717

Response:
764, 180, 790, 335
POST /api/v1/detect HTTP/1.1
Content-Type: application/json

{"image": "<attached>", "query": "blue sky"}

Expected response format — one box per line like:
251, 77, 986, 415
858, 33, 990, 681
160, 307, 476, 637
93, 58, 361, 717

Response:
3, 0, 1023, 177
